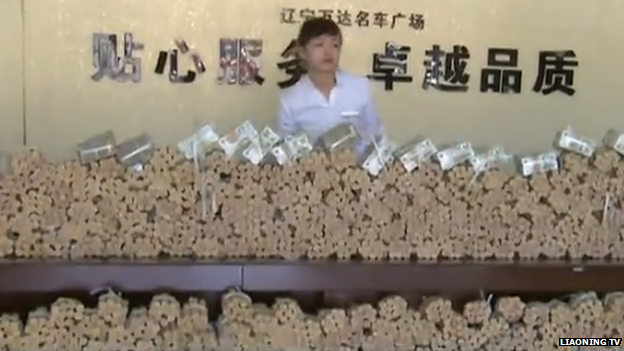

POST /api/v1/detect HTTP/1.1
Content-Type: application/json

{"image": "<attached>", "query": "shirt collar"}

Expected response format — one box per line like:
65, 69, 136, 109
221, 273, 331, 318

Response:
303, 70, 345, 88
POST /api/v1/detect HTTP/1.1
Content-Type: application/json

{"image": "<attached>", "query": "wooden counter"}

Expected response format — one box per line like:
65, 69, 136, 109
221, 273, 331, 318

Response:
0, 259, 621, 293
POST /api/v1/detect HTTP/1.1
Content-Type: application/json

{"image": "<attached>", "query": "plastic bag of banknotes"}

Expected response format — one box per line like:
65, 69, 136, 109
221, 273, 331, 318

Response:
117, 133, 154, 170
470, 146, 513, 174
394, 138, 438, 172
178, 124, 220, 160
215, 121, 287, 165
76, 130, 117, 164
436, 142, 475, 170
361, 136, 398, 176
242, 126, 281, 165
520, 151, 559, 177
217, 120, 259, 159
271, 133, 313, 165
603, 129, 624, 156
554, 126, 596, 157
317, 123, 360, 152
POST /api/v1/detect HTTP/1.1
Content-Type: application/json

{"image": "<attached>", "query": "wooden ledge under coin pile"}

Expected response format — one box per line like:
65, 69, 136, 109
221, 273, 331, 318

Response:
0, 260, 623, 293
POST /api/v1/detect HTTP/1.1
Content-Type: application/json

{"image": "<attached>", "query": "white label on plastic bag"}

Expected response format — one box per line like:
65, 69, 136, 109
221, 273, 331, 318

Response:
177, 137, 196, 159
178, 125, 219, 160
399, 151, 419, 172
470, 146, 509, 173
236, 121, 258, 140
521, 152, 559, 177
196, 125, 220, 145
416, 139, 438, 160
242, 144, 264, 165
259, 127, 280, 151
615, 135, 624, 154
132, 163, 144, 172
272, 145, 290, 165
363, 155, 383, 176
363, 139, 396, 176
218, 135, 239, 158
398, 139, 437, 172
470, 154, 489, 173
437, 142, 474, 170
285, 134, 312, 159
557, 130, 595, 157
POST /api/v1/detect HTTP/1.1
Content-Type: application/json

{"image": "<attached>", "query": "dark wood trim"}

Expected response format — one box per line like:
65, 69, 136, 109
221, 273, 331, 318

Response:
0, 259, 622, 293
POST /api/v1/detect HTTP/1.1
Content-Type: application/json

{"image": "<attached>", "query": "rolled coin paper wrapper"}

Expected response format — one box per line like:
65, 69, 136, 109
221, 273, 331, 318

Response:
76, 130, 117, 164
217, 121, 258, 158
318, 123, 360, 151
0, 152, 11, 176
396, 138, 437, 172
437, 142, 475, 170
603, 129, 624, 155
555, 127, 596, 157
117, 133, 154, 167
520, 151, 559, 177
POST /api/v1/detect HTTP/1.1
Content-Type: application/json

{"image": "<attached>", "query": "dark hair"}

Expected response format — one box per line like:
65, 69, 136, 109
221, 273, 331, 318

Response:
297, 17, 342, 47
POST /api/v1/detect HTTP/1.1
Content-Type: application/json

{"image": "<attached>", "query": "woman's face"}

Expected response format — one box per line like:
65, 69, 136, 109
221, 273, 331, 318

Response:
300, 35, 341, 74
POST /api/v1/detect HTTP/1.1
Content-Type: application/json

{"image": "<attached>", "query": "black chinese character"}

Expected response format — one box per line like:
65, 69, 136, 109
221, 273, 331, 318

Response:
408, 13, 425, 30
154, 49, 196, 83
367, 42, 413, 91
480, 48, 522, 94
300, 9, 316, 21
336, 10, 352, 26
280, 8, 297, 24
277, 39, 307, 89
533, 50, 578, 96
318, 9, 333, 20
155, 39, 206, 84
372, 12, 388, 28
391, 13, 406, 29
355, 11, 370, 27
92, 32, 143, 83
423, 44, 470, 92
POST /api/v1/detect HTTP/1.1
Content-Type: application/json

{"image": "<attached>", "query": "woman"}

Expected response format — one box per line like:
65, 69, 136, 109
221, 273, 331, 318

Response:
277, 17, 385, 153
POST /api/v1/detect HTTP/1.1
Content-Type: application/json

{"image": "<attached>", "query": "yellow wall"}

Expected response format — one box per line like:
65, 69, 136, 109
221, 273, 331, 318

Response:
0, 0, 24, 152
2, 0, 624, 159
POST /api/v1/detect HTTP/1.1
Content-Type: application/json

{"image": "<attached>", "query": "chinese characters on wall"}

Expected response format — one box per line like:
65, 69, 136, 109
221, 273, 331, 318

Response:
154, 39, 206, 83
218, 39, 264, 86
279, 8, 425, 30
276, 40, 579, 96
91, 32, 143, 82
276, 39, 307, 88
90, 32, 579, 96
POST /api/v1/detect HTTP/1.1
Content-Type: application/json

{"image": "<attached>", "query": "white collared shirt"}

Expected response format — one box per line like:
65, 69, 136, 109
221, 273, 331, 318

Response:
277, 71, 384, 152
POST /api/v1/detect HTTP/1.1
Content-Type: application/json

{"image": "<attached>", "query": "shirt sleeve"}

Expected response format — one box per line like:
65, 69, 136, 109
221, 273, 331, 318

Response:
277, 97, 298, 138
